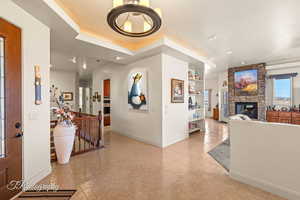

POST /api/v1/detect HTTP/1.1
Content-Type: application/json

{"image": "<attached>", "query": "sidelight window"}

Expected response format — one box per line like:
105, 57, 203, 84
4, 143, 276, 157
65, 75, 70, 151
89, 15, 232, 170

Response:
0, 37, 5, 157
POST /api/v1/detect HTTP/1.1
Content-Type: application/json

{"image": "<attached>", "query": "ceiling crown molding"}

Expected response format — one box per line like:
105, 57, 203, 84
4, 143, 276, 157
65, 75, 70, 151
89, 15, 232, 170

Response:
13, 0, 214, 67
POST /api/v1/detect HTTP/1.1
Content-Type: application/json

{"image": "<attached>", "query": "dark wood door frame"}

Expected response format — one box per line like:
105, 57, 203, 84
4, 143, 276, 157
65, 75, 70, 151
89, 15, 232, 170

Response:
0, 17, 22, 200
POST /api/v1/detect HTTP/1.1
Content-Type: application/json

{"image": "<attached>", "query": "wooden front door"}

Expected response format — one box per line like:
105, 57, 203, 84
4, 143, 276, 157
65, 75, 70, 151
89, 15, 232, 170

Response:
0, 18, 22, 200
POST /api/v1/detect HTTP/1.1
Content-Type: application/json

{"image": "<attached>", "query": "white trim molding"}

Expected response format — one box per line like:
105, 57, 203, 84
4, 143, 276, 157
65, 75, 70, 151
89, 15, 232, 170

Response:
230, 171, 300, 200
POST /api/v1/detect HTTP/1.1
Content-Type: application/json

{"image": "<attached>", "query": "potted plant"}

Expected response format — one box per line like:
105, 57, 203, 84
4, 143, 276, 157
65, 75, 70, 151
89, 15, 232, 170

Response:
51, 85, 76, 164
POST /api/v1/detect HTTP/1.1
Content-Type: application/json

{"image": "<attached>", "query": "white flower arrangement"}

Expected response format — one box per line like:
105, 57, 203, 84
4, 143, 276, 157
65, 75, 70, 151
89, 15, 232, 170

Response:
50, 85, 75, 127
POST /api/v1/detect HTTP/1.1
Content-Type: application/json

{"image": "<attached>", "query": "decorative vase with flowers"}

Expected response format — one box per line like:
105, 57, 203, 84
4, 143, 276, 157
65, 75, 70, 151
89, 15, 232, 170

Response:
50, 85, 76, 164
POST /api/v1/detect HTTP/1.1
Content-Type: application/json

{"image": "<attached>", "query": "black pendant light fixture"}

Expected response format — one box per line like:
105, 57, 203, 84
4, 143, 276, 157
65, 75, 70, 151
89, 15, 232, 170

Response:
107, 0, 162, 37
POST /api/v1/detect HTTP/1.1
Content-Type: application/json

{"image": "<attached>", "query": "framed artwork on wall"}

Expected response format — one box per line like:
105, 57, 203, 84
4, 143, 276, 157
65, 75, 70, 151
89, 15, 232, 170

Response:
171, 79, 184, 103
234, 69, 258, 96
62, 92, 73, 101
96, 93, 101, 102
128, 70, 148, 111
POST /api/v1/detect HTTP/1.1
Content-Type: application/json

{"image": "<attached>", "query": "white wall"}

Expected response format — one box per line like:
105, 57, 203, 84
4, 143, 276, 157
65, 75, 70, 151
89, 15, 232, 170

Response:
0, 0, 51, 187
92, 54, 197, 148
110, 55, 163, 147
50, 70, 76, 110
230, 120, 300, 200
162, 54, 189, 147
266, 66, 300, 106
205, 79, 219, 117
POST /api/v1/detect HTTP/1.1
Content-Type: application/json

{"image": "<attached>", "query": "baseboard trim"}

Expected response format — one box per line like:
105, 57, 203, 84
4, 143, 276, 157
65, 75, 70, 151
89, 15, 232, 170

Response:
162, 134, 189, 148
230, 171, 300, 200
113, 131, 162, 148
24, 166, 52, 190
113, 131, 189, 148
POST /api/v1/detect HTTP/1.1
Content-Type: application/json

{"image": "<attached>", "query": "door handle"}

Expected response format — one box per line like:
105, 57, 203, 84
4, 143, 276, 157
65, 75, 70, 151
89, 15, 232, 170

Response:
15, 122, 23, 138
15, 132, 23, 138
15, 122, 22, 129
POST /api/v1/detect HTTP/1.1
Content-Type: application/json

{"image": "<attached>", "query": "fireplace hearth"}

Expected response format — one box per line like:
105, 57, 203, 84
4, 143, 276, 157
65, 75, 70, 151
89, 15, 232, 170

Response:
235, 102, 258, 119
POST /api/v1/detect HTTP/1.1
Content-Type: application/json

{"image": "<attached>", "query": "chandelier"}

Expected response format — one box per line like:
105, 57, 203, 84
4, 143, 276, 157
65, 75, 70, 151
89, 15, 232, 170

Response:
107, 0, 162, 37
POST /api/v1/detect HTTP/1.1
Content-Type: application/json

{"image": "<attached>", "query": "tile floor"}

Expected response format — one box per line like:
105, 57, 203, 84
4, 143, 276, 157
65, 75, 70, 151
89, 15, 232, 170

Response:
38, 119, 286, 200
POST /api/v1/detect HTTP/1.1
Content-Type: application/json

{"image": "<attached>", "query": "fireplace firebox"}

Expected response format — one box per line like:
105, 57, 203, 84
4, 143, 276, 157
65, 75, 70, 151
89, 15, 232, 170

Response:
235, 102, 258, 119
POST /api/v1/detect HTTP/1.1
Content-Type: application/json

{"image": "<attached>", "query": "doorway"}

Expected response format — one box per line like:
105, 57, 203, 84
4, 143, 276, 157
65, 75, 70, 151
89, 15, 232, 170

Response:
204, 89, 211, 117
0, 18, 23, 199
103, 79, 110, 127
79, 86, 92, 114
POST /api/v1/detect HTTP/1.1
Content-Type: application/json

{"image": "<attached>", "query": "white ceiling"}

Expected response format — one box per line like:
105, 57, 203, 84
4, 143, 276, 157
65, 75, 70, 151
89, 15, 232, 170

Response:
55, 0, 300, 72
50, 51, 112, 80
14, 0, 300, 78
13, 0, 208, 79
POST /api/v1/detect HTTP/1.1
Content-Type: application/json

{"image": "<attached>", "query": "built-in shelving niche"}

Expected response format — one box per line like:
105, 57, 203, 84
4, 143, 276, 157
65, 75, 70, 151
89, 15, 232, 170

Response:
188, 65, 205, 134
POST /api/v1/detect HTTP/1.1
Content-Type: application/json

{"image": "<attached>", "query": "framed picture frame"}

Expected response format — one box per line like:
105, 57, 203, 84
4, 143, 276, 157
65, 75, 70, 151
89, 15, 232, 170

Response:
94, 92, 101, 102
171, 79, 184, 103
62, 92, 73, 101
97, 93, 101, 102
234, 69, 258, 96
128, 70, 149, 111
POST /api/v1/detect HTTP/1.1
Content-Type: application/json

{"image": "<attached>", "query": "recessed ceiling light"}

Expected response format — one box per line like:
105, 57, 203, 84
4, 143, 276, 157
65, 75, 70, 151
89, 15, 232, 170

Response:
226, 50, 233, 55
208, 35, 217, 41
70, 57, 77, 63
116, 56, 123, 60
241, 61, 246, 65
83, 63, 87, 70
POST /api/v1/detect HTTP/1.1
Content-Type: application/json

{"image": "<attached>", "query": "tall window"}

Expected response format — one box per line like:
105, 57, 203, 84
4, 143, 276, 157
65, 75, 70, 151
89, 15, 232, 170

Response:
273, 78, 292, 106
79, 87, 83, 110
0, 37, 4, 157
204, 89, 211, 111
85, 87, 90, 113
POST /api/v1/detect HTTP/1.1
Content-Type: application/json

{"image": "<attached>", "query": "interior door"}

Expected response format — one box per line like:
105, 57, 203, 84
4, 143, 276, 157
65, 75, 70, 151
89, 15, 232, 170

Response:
103, 79, 111, 126
103, 79, 110, 98
0, 18, 22, 199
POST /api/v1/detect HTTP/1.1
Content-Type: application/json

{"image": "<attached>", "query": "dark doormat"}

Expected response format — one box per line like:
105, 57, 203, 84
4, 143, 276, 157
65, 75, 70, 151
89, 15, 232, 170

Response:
208, 138, 230, 171
18, 190, 76, 199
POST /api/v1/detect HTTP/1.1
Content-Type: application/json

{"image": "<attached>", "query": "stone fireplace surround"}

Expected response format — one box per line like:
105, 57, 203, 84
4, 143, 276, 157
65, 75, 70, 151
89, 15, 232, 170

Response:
228, 63, 266, 121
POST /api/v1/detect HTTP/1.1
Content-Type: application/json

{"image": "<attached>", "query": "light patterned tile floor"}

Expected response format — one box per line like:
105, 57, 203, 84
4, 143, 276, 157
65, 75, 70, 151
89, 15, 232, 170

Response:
38, 119, 286, 200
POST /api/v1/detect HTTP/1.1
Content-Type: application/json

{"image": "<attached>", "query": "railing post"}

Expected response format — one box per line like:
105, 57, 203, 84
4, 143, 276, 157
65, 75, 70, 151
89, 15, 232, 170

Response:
97, 110, 102, 147
79, 108, 82, 117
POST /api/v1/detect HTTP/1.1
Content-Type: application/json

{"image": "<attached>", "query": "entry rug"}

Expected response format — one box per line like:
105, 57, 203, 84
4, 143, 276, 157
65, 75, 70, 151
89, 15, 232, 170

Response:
208, 138, 230, 171
18, 190, 76, 199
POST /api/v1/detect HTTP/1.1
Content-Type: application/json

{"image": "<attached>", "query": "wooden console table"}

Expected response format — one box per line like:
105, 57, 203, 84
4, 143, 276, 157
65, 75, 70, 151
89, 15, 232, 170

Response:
266, 111, 300, 125
213, 108, 219, 121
